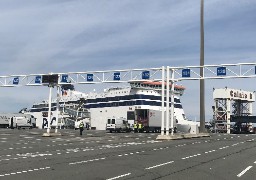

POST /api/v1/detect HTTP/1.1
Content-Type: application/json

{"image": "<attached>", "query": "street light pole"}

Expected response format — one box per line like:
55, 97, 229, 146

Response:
200, 0, 206, 133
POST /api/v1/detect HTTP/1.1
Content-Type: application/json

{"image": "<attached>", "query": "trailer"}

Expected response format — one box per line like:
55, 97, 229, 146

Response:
0, 114, 10, 128
135, 109, 177, 133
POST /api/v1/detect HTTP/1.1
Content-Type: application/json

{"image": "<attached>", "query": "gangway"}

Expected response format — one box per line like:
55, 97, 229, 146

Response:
212, 88, 255, 134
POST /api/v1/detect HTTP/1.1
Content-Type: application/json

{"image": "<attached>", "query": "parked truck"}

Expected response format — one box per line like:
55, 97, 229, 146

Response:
0, 113, 35, 129
10, 116, 34, 129
106, 117, 131, 133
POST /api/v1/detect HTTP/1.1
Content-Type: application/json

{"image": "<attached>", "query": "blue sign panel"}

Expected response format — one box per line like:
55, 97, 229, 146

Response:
13, 77, 19, 85
113, 72, 120, 81
142, 71, 150, 79
35, 76, 41, 84
182, 69, 191, 77
61, 74, 68, 83
87, 74, 93, 82
217, 67, 226, 76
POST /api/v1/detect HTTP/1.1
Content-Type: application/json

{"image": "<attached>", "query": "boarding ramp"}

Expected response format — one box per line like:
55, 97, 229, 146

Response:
213, 88, 255, 134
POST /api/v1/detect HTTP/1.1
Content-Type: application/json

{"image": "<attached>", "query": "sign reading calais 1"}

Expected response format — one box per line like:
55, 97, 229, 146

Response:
230, 89, 253, 100
213, 88, 255, 102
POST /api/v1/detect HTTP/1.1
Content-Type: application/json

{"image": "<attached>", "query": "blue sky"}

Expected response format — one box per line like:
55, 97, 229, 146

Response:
0, 0, 256, 121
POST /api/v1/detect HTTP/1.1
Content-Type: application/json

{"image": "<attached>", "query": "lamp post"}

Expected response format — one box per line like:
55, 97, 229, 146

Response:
200, 0, 206, 133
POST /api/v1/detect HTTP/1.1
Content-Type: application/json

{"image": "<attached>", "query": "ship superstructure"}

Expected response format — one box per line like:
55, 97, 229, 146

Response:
85, 81, 195, 131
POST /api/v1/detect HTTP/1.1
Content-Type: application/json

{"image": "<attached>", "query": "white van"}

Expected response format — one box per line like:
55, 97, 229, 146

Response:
106, 117, 131, 133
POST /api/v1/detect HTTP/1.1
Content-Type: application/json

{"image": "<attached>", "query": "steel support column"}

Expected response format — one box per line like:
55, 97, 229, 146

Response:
166, 66, 170, 135
161, 66, 165, 135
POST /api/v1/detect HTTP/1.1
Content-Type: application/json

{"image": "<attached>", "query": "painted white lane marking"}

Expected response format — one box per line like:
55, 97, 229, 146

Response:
69, 157, 106, 165
106, 173, 131, 180
237, 166, 253, 177
0, 166, 50, 177
145, 161, 174, 170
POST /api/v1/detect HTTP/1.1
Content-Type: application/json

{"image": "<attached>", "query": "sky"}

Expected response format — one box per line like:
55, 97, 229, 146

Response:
0, 0, 256, 121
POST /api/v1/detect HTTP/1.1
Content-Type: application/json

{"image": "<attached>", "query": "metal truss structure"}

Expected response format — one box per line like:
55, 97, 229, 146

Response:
1, 62, 256, 86
232, 101, 252, 116
213, 99, 228, 133
1, 62, 256, 135
171, 63, 256, 81
0, 68, 162, 87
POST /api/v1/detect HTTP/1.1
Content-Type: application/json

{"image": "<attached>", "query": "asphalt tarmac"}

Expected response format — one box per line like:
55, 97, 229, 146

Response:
0, 128, 256, 180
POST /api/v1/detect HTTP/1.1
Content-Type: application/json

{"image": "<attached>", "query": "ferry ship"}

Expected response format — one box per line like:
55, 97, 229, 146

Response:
22, 81, 198, 132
